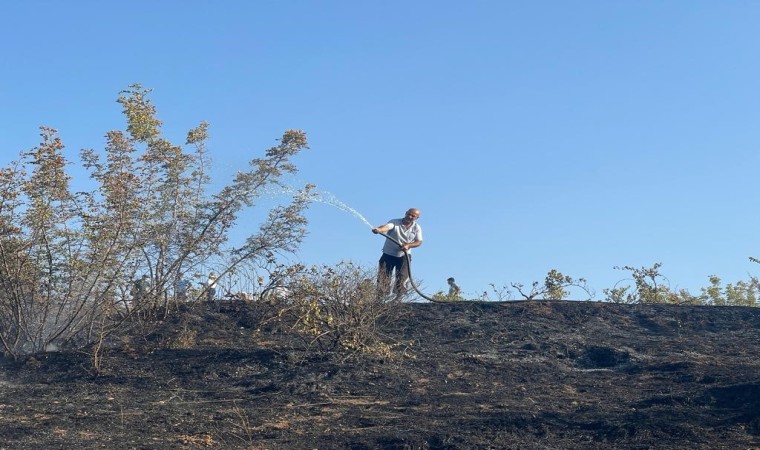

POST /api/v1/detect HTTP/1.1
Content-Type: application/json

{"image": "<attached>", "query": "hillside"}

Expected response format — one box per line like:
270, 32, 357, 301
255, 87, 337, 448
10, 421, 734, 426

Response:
1, 300, 759, 449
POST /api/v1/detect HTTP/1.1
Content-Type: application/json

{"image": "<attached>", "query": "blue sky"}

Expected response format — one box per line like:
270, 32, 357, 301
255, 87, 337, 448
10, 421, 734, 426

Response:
2, 1, 760, 299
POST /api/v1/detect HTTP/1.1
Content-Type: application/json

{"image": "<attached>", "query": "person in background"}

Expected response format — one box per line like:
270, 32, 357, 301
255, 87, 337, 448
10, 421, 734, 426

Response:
132, 274, 150, 303
371, 208, 423, 298
447, 277, 461, 297
176, 278, 190, 302
206, 272, 218, 301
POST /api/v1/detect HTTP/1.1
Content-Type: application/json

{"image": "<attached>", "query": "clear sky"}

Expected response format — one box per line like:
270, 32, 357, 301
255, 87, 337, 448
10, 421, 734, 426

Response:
2, 1, 760, 300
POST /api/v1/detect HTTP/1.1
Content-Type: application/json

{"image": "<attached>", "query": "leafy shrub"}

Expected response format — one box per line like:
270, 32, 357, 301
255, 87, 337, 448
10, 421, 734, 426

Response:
0, 85, 311, 359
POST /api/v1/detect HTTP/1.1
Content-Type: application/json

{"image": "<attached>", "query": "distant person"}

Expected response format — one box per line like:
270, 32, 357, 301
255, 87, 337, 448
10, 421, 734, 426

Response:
267, 284, 291, 303
176, 278, 191, 302
371, 208, 423, 298
206, 272, 218, 301
132, 274, 150, 302
447, 277, 461, 297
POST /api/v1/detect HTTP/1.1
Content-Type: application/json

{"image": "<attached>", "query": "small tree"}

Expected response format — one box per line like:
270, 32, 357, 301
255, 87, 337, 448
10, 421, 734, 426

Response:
0, 84, 312, 358
511, 269, 593, 300
604, 263, 678, 304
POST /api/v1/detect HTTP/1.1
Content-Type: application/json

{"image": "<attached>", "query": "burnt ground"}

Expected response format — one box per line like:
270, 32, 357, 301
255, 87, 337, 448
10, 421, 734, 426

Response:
1, 300, 760, 449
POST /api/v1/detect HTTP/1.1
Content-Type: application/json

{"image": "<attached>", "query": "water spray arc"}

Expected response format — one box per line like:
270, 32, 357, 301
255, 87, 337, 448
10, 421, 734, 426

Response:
259, 184, 375, 229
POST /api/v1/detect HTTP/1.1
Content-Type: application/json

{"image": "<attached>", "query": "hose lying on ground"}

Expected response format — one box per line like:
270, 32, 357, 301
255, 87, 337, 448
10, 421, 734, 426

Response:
378, 232, 442, 303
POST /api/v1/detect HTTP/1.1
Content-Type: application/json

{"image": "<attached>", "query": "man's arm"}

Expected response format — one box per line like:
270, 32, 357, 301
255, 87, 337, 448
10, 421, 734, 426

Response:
371, 223, 394, 234
400, 240, 422, 252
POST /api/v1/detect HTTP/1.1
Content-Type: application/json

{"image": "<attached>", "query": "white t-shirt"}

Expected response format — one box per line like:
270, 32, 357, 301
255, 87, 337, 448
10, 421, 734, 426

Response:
381, 218, 423, 257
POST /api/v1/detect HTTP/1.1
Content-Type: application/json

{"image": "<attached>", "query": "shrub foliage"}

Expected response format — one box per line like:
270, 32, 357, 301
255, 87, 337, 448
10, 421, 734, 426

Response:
0, 85, 311, 357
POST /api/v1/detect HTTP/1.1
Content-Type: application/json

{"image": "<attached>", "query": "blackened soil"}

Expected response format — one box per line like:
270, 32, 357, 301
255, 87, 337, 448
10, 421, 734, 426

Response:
2, 300, 760, 449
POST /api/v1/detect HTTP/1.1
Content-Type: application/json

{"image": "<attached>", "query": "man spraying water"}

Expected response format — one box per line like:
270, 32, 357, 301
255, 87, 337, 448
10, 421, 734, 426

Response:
372, 208, 423, 299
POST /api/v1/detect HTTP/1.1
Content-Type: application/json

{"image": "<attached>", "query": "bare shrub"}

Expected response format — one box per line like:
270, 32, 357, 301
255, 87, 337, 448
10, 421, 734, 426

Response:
274, 262, 403, 358
497, 269, 594, 301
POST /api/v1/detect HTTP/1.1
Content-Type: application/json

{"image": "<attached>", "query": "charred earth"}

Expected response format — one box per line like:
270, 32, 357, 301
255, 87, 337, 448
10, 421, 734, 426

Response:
1, 300, 759, 449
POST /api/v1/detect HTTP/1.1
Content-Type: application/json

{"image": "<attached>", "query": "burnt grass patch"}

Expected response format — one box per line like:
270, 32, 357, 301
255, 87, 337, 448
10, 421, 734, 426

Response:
1, 300, 760, 449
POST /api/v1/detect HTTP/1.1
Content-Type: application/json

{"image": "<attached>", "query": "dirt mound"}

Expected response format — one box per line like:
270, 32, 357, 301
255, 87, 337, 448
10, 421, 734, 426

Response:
1, 300, 760, 449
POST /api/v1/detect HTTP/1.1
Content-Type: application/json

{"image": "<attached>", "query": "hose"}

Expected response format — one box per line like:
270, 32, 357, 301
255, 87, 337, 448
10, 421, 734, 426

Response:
378, 232, 442, 303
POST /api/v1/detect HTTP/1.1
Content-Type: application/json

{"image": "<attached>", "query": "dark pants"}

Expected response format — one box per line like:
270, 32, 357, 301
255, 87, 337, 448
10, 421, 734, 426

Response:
378, 253, 410, 297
